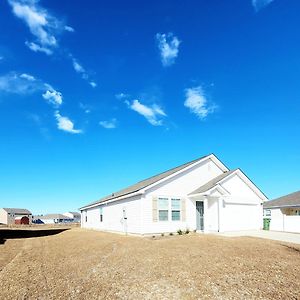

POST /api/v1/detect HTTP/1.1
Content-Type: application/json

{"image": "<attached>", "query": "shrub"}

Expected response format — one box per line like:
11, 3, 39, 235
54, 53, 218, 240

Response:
152, 235, 155, 239
177, 229, 183, 235
161, 233, 164, 237
185, 228, 190, 235
169, 232, 173, 236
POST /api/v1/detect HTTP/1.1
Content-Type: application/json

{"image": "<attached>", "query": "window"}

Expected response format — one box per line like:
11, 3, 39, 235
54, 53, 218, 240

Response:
171, 199, 181, 221
264, 209, 271, 217
85, 212, 87, 222
158, 198, 169, 221
100, 207, 103, 222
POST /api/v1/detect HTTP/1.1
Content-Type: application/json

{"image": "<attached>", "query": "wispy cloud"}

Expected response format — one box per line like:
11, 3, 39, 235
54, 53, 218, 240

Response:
8, 0, 72, 55
184, 86, 216, 119
156, 33, 181, 67
25, 41, 53, 55
99, 118, 117, 129
79, 102, 91, 114
0, 72, 42, 94
127, 99, 166, 126
71, 56, 97, 88
252, 0, 274, 11
8, 0, 96, 87
0, 72, 63, 107
115, 93, 130, 100
54, 111, 82, 134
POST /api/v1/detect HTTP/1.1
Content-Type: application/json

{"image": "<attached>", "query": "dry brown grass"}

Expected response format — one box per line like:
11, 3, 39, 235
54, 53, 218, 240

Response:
0, 228, 300, 300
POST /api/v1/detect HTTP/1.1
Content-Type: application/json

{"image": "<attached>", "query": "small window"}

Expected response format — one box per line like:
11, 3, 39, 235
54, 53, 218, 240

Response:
100, 207, 103, 222
264, 209, 271, 217
158, 198, 169, 221
171, 199, 181, 221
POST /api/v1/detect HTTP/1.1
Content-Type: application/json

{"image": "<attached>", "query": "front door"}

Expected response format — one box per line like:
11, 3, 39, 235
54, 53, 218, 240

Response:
196, 201, 204, 231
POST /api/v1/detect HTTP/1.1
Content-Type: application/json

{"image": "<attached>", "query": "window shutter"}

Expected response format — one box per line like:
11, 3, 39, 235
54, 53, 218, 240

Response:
181, 198, 186, 222
152, 196, 158, 222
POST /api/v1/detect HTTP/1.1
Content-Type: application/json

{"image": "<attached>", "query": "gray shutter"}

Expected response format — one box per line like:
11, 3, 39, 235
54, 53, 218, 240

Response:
152, 196, 158, 222
181, 198, 186, 222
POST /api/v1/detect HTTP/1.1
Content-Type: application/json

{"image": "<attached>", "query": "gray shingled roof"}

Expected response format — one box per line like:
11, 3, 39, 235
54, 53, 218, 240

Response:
263, 190, 300, 208
40, 214, 72, 220
188, 169, 237, 195
81, 155, 210, 209
2, 208, 32, 214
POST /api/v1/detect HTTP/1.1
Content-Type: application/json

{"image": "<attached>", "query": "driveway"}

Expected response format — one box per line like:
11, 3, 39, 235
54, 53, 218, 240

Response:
220, 230, 300, 244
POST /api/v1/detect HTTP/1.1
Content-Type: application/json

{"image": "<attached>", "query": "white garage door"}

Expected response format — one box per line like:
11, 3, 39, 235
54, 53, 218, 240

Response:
222, 203, 260, 231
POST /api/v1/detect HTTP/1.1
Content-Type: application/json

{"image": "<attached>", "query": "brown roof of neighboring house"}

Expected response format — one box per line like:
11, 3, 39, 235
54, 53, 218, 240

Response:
80, 154, 211, 210
263, 190, 300, 208
2, 208, 32, 215
188, 169, 237, 195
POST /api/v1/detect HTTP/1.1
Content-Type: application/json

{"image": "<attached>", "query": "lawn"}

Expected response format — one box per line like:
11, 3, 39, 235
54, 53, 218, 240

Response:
0, 228, 299, 299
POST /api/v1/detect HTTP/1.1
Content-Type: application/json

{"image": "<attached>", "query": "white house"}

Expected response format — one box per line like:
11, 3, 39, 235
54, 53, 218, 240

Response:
39, 214, 73, 224
63, 212, 81, 223
263, 190, 300, 233
80, 154, 267, 235
0, 208, 32, 225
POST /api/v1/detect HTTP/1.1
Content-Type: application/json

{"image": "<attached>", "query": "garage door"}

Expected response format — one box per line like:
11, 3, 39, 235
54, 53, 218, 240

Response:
222, 203, 260, 231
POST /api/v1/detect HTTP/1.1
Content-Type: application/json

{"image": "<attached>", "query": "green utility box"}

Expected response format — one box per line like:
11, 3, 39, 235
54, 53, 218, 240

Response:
263, 218, 271, 230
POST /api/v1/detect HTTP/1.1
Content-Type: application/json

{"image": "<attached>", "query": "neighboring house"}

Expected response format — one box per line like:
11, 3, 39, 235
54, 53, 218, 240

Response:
0, 208, 32, 225
32, 215, 45, 224
63, 212, 81, 222
80, 154, 267, 235
263, 190, 300, 233
39, 214, 73, 224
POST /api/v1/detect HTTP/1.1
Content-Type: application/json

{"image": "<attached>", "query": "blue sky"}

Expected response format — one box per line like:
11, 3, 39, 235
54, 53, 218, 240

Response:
0, 0, 299, 214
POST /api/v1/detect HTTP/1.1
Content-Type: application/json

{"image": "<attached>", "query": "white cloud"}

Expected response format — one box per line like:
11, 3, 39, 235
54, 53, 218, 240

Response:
128, 99, 166, 126
8, 0, 73, 55
25, 41, 53, 55
89, 81, 97, 88
0, 72, 42, 94
72, 59, 85, 73
0, 72, 63, 107
252, 0, 274, 11
70, 56, 97, 87
184, 86, 216, 119
42, 89, 62, 106
64, 25, 74, 32
156, 33, 181, 67
79, 102, 91, 114
115, 93, 129, 100
99, 118, 117, 129
9, 0, 56, 53
20, 73, 36, 81
54, 111, 82, 134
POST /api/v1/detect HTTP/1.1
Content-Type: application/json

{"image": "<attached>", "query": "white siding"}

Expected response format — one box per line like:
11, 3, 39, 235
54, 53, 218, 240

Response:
218, 174, 263, 231
0, 209, 8, 225
268, 208, 300, 233
141, 159, 224, 234
82, 195, 142, 234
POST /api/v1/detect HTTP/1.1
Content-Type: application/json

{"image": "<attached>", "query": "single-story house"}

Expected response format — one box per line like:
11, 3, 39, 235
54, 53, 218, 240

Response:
80, 154, 267, 235
0, 208, 32, 225
63, 212, 81, 222
39, 214, 73, 224
263, 190, 300, 233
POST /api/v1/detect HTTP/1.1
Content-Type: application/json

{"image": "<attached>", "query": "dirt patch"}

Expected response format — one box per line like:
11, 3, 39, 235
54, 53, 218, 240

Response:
0, 228, 299, 299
